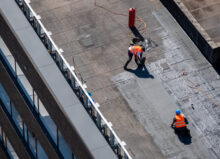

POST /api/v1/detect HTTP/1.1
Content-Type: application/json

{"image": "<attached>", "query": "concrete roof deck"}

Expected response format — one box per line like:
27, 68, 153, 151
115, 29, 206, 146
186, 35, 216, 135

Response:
181, 0, 220, 44
30, 0, 220, 158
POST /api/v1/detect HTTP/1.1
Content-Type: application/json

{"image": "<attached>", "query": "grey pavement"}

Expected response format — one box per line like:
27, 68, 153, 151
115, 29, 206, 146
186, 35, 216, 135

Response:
30, 0, 220, 158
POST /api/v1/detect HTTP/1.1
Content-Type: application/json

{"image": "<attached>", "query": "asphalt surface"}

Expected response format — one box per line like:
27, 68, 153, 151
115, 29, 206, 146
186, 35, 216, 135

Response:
30, 0, 220, 158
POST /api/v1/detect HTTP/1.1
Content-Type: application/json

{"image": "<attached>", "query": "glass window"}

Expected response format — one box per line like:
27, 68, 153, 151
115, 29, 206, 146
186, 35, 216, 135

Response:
24, 123, 28, 142
2, 131, 7, 148
11, 104, 23, 134
5, 55, 15, 72
0, 83, 11, 113
0, 37, 12, 57
17, 75, 32, 97
37, 140, 48, 159
16, 76, 34, 109
39, 99, 57, 144
58, 130, 72, 159
6, 137, 19, 159
15, 63, 23, 76
28, 131, 36, 157
73, 155, 77, 159
33, 92, 38, 111
0, 54, 73, 159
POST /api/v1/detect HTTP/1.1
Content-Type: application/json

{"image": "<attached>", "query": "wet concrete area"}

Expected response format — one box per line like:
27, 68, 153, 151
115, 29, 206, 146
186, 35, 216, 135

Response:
182, 0, 220, 43
30, 0, 220, 158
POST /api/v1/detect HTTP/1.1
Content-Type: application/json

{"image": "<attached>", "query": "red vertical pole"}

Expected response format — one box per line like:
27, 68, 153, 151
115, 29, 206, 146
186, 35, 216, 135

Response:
129, 8, 135, 28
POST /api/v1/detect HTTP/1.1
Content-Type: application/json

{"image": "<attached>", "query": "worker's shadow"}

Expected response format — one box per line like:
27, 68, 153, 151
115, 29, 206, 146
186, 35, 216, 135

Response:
173, 128, 192, 145
130, 26, 145, 42
125, 58, 154, 78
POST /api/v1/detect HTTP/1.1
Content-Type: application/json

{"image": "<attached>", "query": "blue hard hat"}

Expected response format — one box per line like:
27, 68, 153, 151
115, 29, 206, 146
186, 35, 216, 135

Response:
176, 109, 181, 115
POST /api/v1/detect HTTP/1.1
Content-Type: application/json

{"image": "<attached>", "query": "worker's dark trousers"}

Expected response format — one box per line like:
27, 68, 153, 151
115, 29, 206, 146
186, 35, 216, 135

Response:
124, 51, 142, 68
174, 126, 190, 134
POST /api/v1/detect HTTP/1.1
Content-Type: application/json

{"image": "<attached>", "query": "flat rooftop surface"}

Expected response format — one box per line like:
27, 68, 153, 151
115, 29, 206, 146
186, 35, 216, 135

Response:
181, 0, 220, 43
30, 0, 220, 158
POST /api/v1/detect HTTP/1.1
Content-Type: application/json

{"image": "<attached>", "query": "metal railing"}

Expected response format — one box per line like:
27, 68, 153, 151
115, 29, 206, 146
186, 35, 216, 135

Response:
14, 0, 132, 158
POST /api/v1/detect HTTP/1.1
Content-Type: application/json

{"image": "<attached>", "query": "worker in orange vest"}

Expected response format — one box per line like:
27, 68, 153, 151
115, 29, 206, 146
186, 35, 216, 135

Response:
124, 44, 145, 69
171, 109, 189, 133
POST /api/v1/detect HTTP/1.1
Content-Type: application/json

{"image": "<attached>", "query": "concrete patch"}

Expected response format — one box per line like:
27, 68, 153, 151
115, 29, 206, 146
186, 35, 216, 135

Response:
112, 71, 212, 159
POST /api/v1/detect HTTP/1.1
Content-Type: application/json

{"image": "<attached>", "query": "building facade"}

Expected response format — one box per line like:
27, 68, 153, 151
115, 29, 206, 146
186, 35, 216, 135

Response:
0, 0, 131, 159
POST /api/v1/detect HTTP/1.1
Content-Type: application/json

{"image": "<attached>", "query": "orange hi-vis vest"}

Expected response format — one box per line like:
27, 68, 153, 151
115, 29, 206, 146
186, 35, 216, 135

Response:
129, 46, 143, 55
174, 114, 187, 128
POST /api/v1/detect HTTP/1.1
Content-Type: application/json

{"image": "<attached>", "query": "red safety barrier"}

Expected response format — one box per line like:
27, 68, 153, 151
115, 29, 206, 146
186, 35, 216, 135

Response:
129, 8, 135, 28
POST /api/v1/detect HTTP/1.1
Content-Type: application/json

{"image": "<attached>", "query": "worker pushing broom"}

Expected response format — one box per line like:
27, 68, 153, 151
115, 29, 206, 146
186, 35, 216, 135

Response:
94, 0, 149, 69
93, 1, 147, 69
124, 8, 146, 69
124, 38, 145, 69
